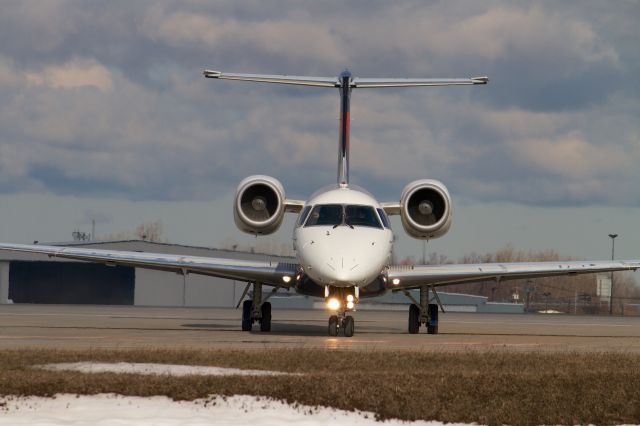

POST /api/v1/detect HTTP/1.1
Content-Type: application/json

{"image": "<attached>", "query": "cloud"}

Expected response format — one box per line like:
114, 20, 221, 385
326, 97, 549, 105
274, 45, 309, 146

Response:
140, 6, 347, 67
0, 1, 637, 209
509, 131, 635, 180
25, 58, 113, 92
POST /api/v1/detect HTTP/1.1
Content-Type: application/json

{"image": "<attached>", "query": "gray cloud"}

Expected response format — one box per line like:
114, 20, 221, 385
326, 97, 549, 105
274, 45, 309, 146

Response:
0, 1, 638, 208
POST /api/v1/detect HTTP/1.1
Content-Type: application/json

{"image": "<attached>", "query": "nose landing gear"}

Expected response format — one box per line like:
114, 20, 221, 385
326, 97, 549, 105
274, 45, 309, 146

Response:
328, 312, 355, 337
325, 286, 357, 337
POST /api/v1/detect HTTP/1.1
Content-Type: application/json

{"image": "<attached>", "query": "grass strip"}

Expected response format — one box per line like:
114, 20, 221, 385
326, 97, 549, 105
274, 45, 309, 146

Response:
0, 348, 639, 425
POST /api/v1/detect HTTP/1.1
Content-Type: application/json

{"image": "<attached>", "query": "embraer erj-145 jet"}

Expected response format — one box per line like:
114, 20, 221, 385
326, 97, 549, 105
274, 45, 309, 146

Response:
1, 69, 638, 337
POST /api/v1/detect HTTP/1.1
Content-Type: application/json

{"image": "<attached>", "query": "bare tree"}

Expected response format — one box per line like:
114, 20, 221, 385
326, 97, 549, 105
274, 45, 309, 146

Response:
98, 220, 165, 243
396, 244, 639, 314
220, 238, 294, 257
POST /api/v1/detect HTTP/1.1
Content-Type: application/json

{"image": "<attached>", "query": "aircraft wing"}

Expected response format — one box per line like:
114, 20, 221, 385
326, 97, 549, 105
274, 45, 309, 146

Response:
387, 260, 640, 289
0, 243, 298, 287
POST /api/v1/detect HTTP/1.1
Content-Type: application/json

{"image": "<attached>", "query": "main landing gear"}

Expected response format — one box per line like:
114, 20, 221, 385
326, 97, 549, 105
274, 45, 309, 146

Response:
239, 282, 275, 332
404, 285, 443, 335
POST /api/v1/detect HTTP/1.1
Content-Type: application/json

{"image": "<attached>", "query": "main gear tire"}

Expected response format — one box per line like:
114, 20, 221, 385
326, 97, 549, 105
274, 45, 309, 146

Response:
242, 300, 253, 331
260, 302, 272, 332
408, 304, 420, 334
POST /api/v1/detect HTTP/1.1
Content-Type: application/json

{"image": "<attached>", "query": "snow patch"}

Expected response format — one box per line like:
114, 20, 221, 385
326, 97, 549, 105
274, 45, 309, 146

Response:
36, 362, 295, 377
0, 394, 471, 426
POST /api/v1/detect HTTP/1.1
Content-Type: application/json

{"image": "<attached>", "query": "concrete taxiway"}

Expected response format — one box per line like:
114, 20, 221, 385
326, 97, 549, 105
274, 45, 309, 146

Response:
0, 304, 639, 352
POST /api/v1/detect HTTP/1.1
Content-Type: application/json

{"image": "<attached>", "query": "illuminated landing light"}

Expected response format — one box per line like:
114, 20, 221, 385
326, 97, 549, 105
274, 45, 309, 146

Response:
346, 294, 354, 303
327, 298, 341, 311
392, 278, 400, 286
282, 276, 292, 284
346, 301, 355, 310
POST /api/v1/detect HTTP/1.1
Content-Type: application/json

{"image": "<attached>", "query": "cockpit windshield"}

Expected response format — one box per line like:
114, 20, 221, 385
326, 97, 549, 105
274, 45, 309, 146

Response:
345, 205, 381, 228
305, 204, 343, 226
304, 204, 382, 229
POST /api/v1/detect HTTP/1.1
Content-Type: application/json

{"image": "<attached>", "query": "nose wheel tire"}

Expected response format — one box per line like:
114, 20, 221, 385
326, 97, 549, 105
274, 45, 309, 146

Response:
343, 315, 355, 337
328, 315, 339, 336
408, 304, 420, 334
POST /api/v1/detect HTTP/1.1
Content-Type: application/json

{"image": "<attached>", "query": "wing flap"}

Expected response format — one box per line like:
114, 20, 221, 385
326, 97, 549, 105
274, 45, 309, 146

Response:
387, 260, 640, 289
0, 243, 298, 287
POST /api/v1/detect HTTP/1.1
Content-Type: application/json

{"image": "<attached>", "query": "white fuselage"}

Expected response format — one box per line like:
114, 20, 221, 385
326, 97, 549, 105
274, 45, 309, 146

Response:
293, 185, 394, 288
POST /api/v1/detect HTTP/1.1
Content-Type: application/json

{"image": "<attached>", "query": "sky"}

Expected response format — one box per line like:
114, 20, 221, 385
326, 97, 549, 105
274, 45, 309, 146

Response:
0, 0, 639, 262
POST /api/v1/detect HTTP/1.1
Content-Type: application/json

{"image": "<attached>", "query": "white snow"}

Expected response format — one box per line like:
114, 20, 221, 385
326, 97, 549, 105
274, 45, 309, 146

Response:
0, 393, 473, 426
36, 362, 295, 377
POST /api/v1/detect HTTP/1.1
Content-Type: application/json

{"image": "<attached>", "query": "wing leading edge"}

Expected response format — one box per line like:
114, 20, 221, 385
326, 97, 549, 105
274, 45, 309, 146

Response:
0, 243, 298, 287
387, 260, 640, 290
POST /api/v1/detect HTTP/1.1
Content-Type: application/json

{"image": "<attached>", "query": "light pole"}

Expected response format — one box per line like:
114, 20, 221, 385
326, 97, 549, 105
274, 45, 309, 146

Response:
543, 292, 551, 312
608, 233, 618, 315
525, 280, 534, 312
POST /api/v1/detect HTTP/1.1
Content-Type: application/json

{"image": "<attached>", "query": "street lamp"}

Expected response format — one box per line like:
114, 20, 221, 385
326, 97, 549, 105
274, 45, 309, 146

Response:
608, 233, 618, 315
525, 279, 534, 312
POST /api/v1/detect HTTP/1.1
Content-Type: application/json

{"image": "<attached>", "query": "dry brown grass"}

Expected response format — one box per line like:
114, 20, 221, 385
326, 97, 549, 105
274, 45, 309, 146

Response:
1, 348, 639, 425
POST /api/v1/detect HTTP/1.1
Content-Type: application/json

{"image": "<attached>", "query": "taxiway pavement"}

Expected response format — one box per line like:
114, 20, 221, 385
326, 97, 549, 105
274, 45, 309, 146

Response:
1, 304, 639, 352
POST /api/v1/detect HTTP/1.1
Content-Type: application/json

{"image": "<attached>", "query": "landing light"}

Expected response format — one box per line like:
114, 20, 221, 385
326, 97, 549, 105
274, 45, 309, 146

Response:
346, 301, 355, 310
327, 298, 341, 311
282, 276, 292, 283
346, 294, 354, 303
392, 278, 400, 286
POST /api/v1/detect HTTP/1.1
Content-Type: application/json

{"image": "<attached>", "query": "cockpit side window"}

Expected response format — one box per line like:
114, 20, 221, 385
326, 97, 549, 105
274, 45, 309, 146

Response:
345, 205, 383, 229
297, 205, 312, 227
304, 204, 343, 227
376, 208, 391, 229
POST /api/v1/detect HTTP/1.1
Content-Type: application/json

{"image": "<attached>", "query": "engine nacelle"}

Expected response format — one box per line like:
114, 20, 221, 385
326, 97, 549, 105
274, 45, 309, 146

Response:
234, 175, 286, 235
400, 179, 452, 239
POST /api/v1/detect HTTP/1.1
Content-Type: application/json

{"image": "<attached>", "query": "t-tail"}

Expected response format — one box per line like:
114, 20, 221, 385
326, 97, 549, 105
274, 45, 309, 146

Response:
203, 69, 488, 185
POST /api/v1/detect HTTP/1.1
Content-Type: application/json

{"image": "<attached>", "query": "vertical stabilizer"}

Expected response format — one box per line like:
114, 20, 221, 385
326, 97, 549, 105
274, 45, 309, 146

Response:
338, 70, 352, 186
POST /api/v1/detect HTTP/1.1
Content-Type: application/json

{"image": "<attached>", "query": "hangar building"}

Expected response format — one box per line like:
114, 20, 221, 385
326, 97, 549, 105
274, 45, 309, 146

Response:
0, 240, 291, 307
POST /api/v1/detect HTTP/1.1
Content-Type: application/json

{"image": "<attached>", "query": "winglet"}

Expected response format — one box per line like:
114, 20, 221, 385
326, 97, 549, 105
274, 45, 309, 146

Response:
471, 76, 489, 84
203, 70, 222, 78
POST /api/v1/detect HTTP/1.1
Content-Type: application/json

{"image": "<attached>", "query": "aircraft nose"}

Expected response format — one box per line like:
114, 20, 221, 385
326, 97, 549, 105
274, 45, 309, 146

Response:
300, 230, 387, 286
324, 254, 363, 282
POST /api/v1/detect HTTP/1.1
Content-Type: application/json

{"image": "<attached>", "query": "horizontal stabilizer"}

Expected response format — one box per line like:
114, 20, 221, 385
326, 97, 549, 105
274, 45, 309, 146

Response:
204, 70, 489, 89
351, 76, 488, 88
203, 70, 337, 87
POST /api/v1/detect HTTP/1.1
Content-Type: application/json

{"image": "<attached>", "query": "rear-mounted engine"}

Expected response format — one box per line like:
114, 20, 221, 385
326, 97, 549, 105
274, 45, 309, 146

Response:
234, 175, 286, 235
400, 179, 452, 239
